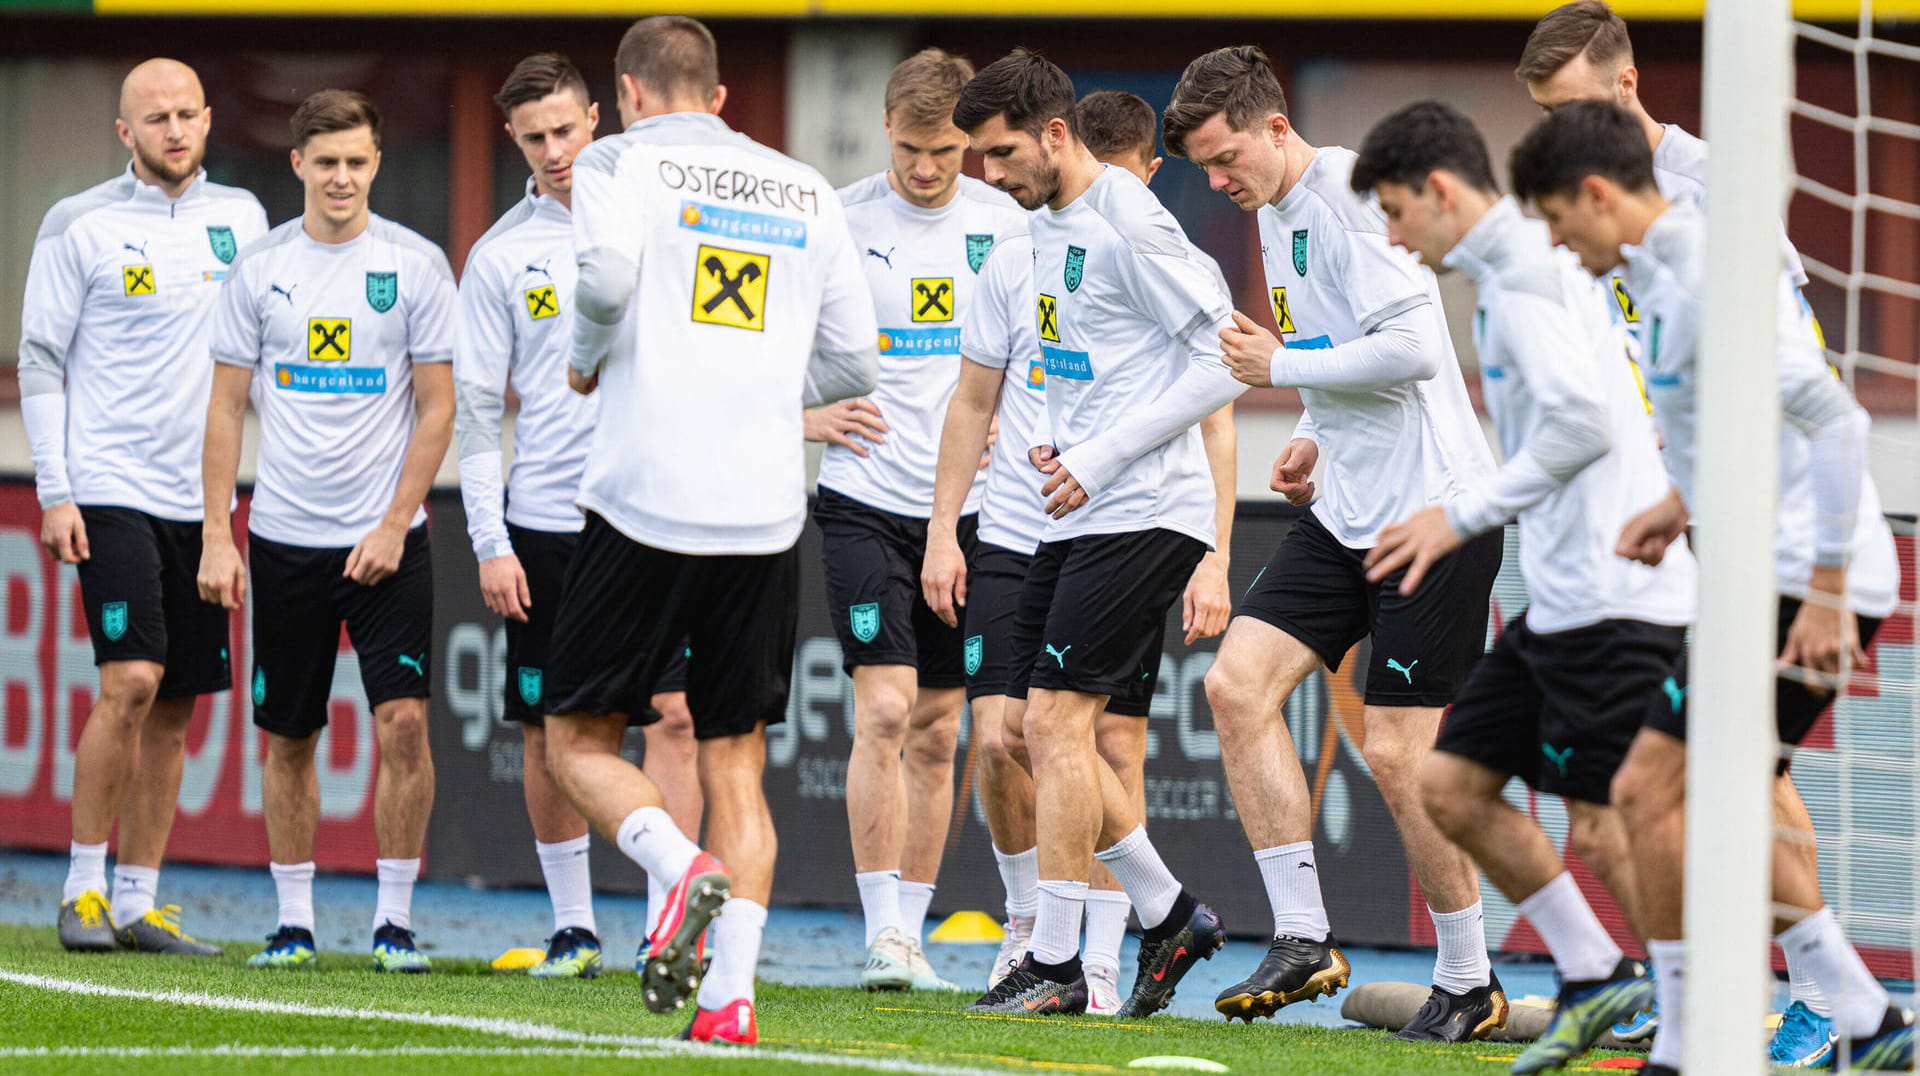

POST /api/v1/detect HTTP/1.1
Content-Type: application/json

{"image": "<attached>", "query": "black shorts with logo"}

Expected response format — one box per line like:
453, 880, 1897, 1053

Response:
815, 486, 976, 688
543, 513, 796, 741
1642, 595, 1886, 773
502, 524, 690, 728
1005, 529, 1203, 704
965, 541, 1157, 717
74, 506, 231, 698
1437, 615, 1687, 804
249, 526, 433, 739
1238, 510, 1503, 708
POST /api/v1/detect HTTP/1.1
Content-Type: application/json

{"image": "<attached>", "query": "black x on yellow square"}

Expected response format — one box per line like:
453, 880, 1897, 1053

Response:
308, 318, 351, 362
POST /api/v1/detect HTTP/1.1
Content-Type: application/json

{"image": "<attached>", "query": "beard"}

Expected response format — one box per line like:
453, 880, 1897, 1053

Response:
134, 139, 202, 186
1009, 153, 1063, 211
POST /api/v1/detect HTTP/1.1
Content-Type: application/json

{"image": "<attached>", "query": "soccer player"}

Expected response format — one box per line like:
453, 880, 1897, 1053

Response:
455, 52, 702, 980
1510, 100, 1910, 1075
22, 58, 265, 957
807, 47, 1025, 993
1349, 101, 1697, 1054
922, 87, 1236, 1014
543, 16, 878, 1043
1515, 6, 1907, 1065
200, 90, 455, 973
1161, 46, 1502, 1035
949, 51, 1239, 1018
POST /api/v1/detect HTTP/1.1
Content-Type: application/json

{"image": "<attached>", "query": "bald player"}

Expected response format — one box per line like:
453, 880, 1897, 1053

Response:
22, 59, 267, 956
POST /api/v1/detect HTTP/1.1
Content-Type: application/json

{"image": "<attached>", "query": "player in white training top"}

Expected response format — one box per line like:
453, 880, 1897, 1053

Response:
1510, 100, 1912, 1074
1517, 8, 1905, 1065
23, 59, 265, 957
200, 90, 455, 975
541, 16, 877, 1043
453, 51, 702, 982
951, 52, 1242, 1019
922, 88, 1237, 1012
1162, 46, 1502, 1035
802, 49, 1024, 993
1350, 101, 1699, 1063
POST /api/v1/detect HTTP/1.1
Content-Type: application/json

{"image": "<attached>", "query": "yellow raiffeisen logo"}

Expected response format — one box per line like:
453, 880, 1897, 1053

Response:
1612, 277, 1639, 323
122, 265, 155, 296
691, 244, 770, 332
1037, 293, 1059, 343
308, 318, 351, 362
524, 285, 558, 320
911, 277, 954, 322
1271, 286, 1295, 333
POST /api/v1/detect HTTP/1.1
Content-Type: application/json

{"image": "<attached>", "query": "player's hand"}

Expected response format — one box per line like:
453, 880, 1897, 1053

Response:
1029, 444, 1060, 474
1041, 461, 1088, 518
567, 367, 598, 396
1269, 438, 1318, 506
1778, 567, 1866, 693
1363, 506, 1462, 596
198, 535, 247, 611
40, 502, 89, 564
1182, 551, 1231, 645
345, 522, 407, 587
1616, 487, 1689, 566
804, 398, 888, 455
921, 529, 969, 629
1221, 310, 1280, 388
980, 414, 999, 471
479, 553, 532, 623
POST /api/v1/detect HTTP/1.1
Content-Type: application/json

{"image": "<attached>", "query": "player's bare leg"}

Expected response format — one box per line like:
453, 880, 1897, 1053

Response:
688, 727, 775, 1024
521, 723, 602, 977
362, 697, 434, 970
846, 664, 918, 988
974, 694, 1038, 987
1362, 703, 1482, 916
68, 662, 172, 946
898, 684, 964, 988
642, 691, 706, 943
1084, 714, 1146, 1013
100, 693, 217, 953
248, 730, 323, 967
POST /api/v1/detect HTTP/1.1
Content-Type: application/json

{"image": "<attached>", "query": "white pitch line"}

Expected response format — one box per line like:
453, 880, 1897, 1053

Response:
2, 1046, 666, 1059
0, 968, 1012, 1076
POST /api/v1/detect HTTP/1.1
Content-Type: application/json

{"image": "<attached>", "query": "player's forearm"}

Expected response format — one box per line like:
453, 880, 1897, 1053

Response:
930, 372, 1000, 538
1057, 363, 1245, 499
1268, 307, 1438, 391
201, 374, 250, 541
803, 345, 880, 409
453, 379, 512, 558
1783, 373, 1869, 566
1200, 404, 1236, 556
569, 246, 636, 377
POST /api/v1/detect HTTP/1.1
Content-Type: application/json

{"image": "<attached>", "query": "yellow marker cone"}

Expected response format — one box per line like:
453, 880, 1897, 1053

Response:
926, 911, 1004, 944
492, 946, 546, 971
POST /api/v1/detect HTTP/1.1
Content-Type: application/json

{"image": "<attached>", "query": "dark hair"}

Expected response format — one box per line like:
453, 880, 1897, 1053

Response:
1075, 90, 1158, 163
1162, 45, 1288, 159
886, 48, 975, 131
951, 49, 1077, 140
290, 89, 380, 150
1351, 101, 1498, 196
495, 52, 590, 116
615, 15, 719, 102
1516, 1, 1634, 84
1509, 99, 1655, 203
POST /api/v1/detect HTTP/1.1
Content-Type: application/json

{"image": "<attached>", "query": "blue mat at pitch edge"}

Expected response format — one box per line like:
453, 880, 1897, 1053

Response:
0, 850, 1562, 1024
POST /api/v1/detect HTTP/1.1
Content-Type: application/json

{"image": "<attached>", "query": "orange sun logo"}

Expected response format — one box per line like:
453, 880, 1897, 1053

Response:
681, 205, 702, 227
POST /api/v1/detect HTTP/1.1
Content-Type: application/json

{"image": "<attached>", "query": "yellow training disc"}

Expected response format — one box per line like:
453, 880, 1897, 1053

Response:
491, 946, 546, 971
926, 911, 1005, 944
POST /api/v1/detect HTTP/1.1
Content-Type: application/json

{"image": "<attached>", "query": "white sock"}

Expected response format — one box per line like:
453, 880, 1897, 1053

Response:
1254, 841, 1330, 941
898, 880, 936, 947
1647, 939, 1686, 1069
697, 898, 767, 1009
1030, 880, 1087, 966
374, 858, 419, 933
615, 806, 698, 887
1092, 826, 1181, 930
270, 861, 316, 932
1778, 907, 1889, 1037
994, 845, 1038, 920
535, 835, 595, 935
1784, 933, 1833, 1016
111, 865, 159, 923
646, 871, 668, 939
1429, 902, 1491, 993
855, 870, 903, 947
64, 841, 109, 903
1517, 872, 1621, 982
1082, 890, 1131, 976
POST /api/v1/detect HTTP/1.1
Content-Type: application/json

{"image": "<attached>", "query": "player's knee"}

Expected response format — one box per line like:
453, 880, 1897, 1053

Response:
97, 664, 162, 717
1609, 764, 1664, 830
853, 685, 914, 747
374, 701, 430, 762
650, 695, 695, 741
998, 714, 1032, 771
906, 708, 960, 768
1360, 731, 1420, 791
1094, 722, 1144, 774
1567, 809, 1622, 876
1418, 755, 1473, 838
1204, 657, 1268, 733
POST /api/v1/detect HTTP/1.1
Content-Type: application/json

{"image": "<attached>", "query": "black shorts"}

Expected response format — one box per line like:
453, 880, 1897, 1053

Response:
1437, 615, 1687, 804
1643, 595, 1886, 773
1238, 510, 1503, 708
502, 524, 690, 727
74, 506, 231, 698
815, 486, 976, 687
965, 542, 1156, 718
1005, 529, 1203, 703
543, 513, 796, 741
249, 526, 433, 739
